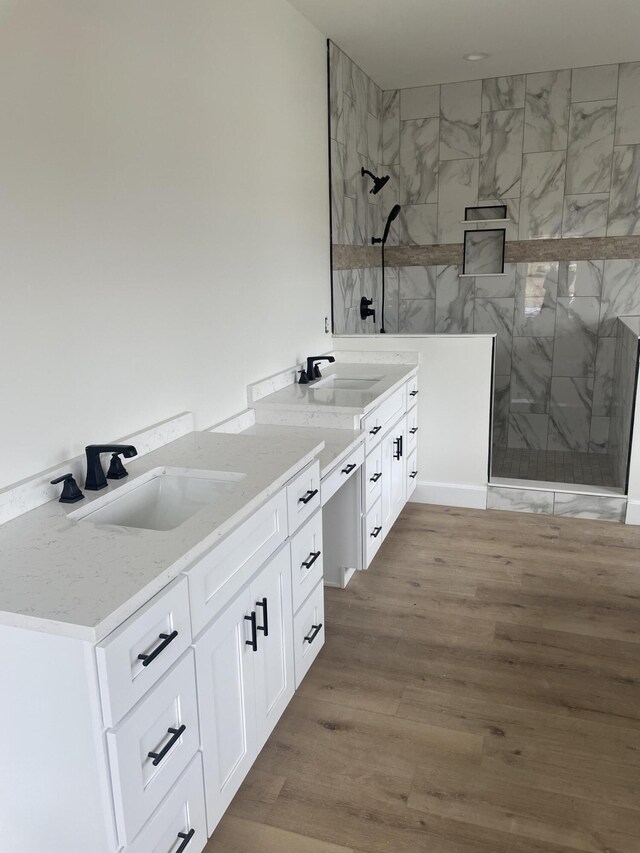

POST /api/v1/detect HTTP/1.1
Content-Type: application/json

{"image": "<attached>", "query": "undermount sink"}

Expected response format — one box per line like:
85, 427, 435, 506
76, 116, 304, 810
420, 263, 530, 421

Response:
70, 467, 246, 531
312, 376, 381, 391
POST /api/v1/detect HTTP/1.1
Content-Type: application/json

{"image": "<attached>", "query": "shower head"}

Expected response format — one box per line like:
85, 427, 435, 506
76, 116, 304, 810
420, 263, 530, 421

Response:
361, 166, 390, 195
372, 204, 401, 246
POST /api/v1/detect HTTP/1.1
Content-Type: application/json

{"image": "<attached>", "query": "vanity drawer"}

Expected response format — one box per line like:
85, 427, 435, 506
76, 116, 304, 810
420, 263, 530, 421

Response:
293, 580, 325, 688
362, 385, 407, 453
290, 509, 324, 613
125, 755, 207, 853
364, 496, 384, 568
406, 406, 419, 455
321, 443, 364, 506
187, 489, 288, 637
97, 577, 192, 728
107, 652, 200, 845
407, 448, 418, 499
287, 460, 321, 534
364, 445, 383, 512
407, 374, 419, 405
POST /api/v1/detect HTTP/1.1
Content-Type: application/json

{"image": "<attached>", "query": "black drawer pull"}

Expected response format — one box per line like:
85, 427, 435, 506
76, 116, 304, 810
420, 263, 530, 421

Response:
245, 612, 258, 651
304, 623, 323, 644
176, 828, 196, 852
298, 488, 318, 505
341, 463, 356, 475
370, 526, 382, 538
409, 427, 418, 435
370, 472, 382, 483
410, 390, 418, 397
410, 471, 418, 479
302, 550, 321, 569
256, 597, 269, 637
369, 425, 382, 435
137, 630, 179, 667
393, 435, 403, 460
147, 724, 186, 767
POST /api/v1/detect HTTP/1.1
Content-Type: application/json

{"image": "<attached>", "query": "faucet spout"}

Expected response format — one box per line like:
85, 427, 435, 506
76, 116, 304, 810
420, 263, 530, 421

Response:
84, 444, 138, 491
306, 355, 336, 381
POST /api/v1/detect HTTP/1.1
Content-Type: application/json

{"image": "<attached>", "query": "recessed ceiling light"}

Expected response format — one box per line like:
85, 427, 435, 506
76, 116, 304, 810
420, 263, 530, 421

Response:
464, 52, 489, 61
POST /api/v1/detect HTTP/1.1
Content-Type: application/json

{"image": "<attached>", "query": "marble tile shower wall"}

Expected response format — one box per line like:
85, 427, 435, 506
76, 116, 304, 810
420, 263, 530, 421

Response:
609, 318, 640, 487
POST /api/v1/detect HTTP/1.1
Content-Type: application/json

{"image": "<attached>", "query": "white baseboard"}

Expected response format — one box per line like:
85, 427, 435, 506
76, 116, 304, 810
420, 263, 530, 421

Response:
626, 500, 640, 525
412, 480, 488, 510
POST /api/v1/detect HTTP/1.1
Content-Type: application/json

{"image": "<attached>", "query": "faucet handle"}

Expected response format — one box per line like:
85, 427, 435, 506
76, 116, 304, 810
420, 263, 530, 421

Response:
50, 474, 85, 504
298, 369, 310, 385
107, 452, 130, 480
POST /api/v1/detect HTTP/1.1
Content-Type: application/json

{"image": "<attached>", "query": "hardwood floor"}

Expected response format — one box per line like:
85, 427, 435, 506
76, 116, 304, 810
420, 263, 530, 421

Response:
204, 503, 640, 853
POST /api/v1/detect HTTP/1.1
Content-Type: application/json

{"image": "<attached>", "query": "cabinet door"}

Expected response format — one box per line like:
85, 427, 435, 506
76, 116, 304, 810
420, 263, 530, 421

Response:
381, 415, 407, 537
251, 547, 295, 751
195, 588, 257, 836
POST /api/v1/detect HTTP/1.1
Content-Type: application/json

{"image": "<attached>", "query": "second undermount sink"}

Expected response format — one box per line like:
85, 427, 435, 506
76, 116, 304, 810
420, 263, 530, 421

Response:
70, 467, 246, 531
312, 376, 381, 391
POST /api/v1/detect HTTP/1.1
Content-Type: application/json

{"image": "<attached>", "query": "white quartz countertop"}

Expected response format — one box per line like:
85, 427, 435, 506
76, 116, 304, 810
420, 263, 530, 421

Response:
0, 431, 323, 642
237, 424, 364, 478
252, 362, 417, 415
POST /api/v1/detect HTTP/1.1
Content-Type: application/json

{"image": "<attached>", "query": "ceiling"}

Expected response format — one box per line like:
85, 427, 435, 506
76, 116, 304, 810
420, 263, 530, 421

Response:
287, 0, 640, 90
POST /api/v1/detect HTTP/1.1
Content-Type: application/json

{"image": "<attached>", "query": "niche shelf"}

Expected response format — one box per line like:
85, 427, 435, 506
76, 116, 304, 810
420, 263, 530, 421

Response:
461, 228, 506, 278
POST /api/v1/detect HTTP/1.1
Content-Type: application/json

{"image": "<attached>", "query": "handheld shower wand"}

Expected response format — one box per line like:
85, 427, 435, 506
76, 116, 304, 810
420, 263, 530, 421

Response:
371, 205, 402, 334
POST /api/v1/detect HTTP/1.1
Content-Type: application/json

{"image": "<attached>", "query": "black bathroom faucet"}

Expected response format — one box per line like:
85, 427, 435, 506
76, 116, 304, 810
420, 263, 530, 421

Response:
85, 444, 138, 491
306, 355, 336, 381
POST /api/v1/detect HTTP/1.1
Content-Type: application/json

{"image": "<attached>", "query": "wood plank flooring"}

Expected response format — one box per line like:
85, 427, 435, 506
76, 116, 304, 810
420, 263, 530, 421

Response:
204, 503, 640, 853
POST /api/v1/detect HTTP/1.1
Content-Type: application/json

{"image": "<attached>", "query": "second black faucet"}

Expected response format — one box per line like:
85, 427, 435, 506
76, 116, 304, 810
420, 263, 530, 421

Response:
85, 444, 138, 490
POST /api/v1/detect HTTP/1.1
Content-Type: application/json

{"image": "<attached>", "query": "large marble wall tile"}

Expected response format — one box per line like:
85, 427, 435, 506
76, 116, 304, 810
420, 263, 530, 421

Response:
592, 336, 616, 416
600, 259, 640, 335
330, 139, 345, 243
493, 373, 511, 446
395, 204, 438, 245
615, 62, 640, 145
368, 76, 381, 118
477, 196, 520, 240
589, 415, 611, 453
333, 268, 358, 309
329, 43, 345, 145
482, 76, 525, 112
547, 377, 593, 451
558, 260, 604, 297
434, 265, 474, 332
343, 96, 360, 200
562, 194, 609, 238
552, 296, 600, 377
523, 70, 571, 153
510, 336, 553, 413
438, 158, 479, 243
566, 101, 616, 194
464, 230, 505, 275
343, 197, 355, 244
571, 65, 618, 103
401, 86, 440, 120
398, 265, 436, 299
400, 118, 439, 204
398, 298, 436, 333
513, 262, 559, 337
608, 145, 640, 236
552, 493, 626, 522
354, 152, 370, 244
381, 90, 400, 166
367, 113, 380, 165
479, 109, 523, 199
474, 298, 514, 373
440, 80, 482, 160
383, 268, 399, 333
475, 263, 517, 298
487, 486, 554, 514
519, 151, 566, 239
508, 413, 549, 450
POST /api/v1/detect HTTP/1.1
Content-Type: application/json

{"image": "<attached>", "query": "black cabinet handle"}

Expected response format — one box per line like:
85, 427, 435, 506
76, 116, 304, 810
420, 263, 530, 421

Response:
394, 436, 403, 460
409, 427, 418, 435
176, 829, 196, 852
302, 550, 321, 569
298, 489, 318, 505
304, 623, 323, 644
370, 526, 382, 538
256, 597, 269, 637
370, 472, 382, 483
341, 463, 356, 475
147, 724, 186, 767
137, 630, 179, 667
410, 471, 418, 479
369, 425, 381, 435
410, 390, 418, 397
245, 612, 258, 652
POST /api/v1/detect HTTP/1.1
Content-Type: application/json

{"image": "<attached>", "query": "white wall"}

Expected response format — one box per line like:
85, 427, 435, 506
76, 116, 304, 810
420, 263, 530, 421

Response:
336, 334, 494, 508
0, 0, 330, 489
